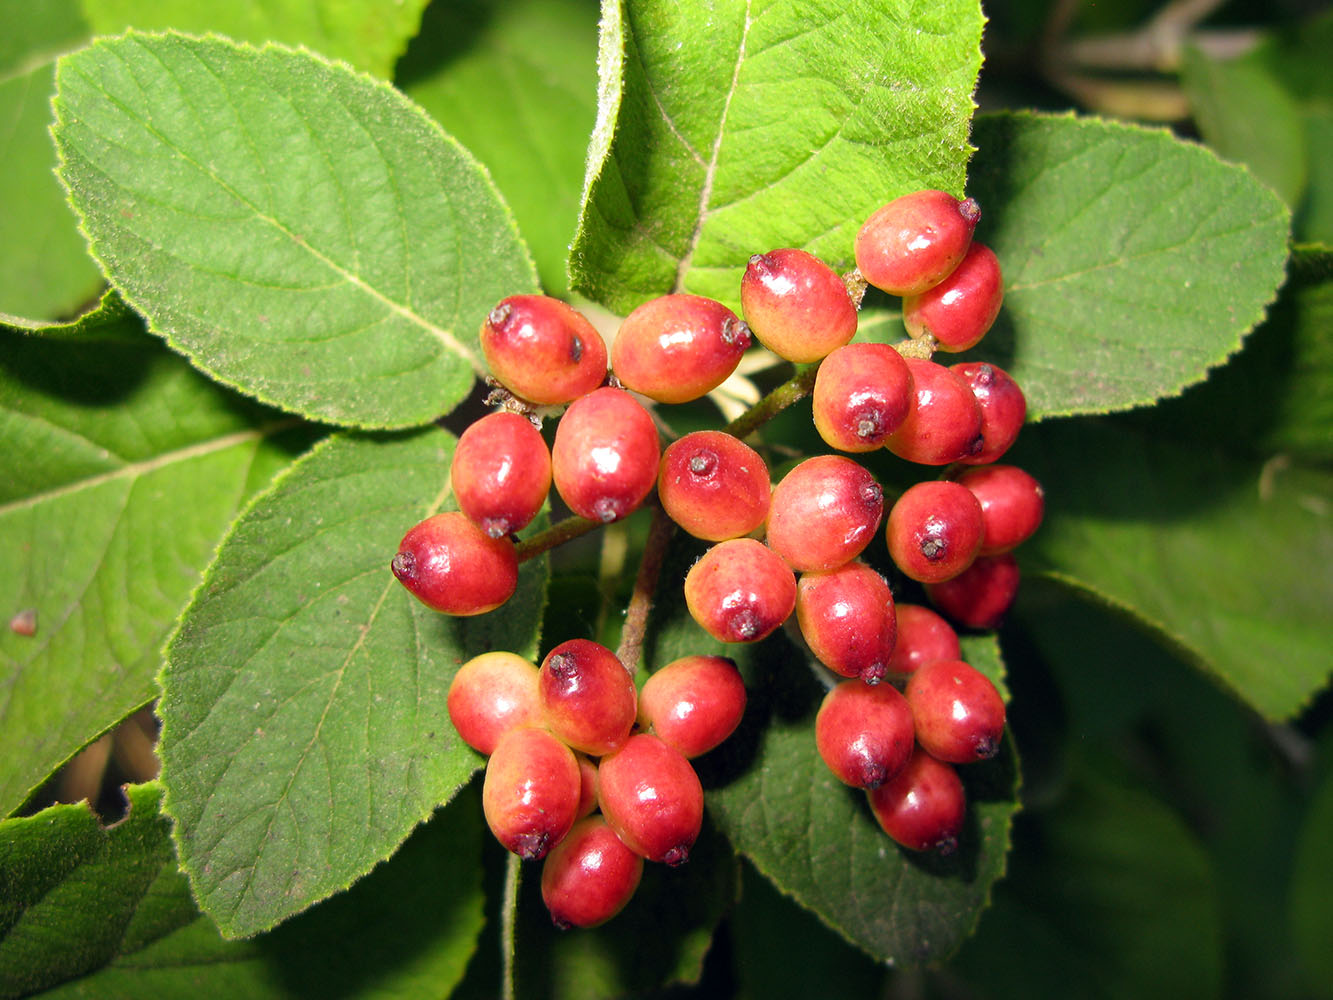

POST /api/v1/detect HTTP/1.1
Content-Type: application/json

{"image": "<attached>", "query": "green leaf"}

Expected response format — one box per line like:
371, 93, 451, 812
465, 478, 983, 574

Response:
570, 0, 984, 314
158, 429, 548, 939
965, 112, 1290, 419
0, 326, 304, 816
80, 0, 430, 79
1290, 749, 1333, 995
398, 0, 600, 297
53, 31, 538, 430
1, 289, 136, 338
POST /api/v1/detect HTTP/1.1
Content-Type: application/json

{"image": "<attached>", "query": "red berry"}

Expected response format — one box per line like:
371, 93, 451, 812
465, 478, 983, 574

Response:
638, 655, 747, 758
950, 362, 1027, 465
597, 733, 704, 865
885, 480, 985, 584
867, 745, 966, 853
453, 411, 551, 538
551, 387, 660, 523
903, 242, 1003, 353
391, 511, 518, 615
480, 295, 607, 404
884, 358, 983, 466
795, 561, 897, 683
657, 431, 770, 541
815, 680, 915, 789
740, 249, 858, 363
854, 191, 980, 296
447, 651, 541, 755
953, 464, 1045, 554
905, 659, 1006, 763
538, 639, 637, 757
541, 816, 644, 929
885, 603, 961, 679
925, 552, 1021, 630
811, 343, 914, 452
684, 538, 797, 644
482, 726, 581, 860
765, 455, 883, 572
611, 294, 751, 403
575, 752, 599, 820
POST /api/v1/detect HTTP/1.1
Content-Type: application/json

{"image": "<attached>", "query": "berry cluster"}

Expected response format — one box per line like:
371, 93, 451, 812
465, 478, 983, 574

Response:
392, 187, 1044, 918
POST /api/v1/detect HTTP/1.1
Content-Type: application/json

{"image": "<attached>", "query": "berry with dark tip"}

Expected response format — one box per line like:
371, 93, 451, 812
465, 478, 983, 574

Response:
795, 561, 897, 683
551, 387, 660, 523
765, 455, 884, 572
815, 680, 915, 789
538, 639, 637, 757
906, 658, 1007, 763
886, 480, 985, 584
611, 294, 752, 403
740, 248, 858, 363
657, 431, 770, 542
453, 411, 551, 538
903, 242, 1003, 353
541, 816, 644, 929
482, 725, 581, 860
950, 362, 1027, 465
596, 732, 704, 866
684, 538, 797, 644
884, 358, 984, 466
867, 745, 966, 853
855, 190, 980, 296
480, 294, 608, 404
811, 343, 914, 453
391, 511, 518, 616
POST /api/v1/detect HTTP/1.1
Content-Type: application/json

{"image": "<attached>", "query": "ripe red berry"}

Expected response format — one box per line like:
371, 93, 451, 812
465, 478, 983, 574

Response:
684, 538, 797, 644
854, 190, 980, 296
950, 362, 1027, 465
597, 732, 704, 865
765, 455, 883, 572
447, 651, 541, 755
575, 752, 599, 820
905, 659, 1007, 763
885, 603, 961, 679
903, 242, 1003, 353
611, 294, 751, 403
885, 480, 985, 584
795, 561, 897, 683
815, 680, 915, 789
551, 387, 660, 523
453, 411, 551, 538
657, 431, 770, 541
482, 726, 581, 860
884, 358, 983, 466
541, 816, 644, 929
867, 745, 966, 853
740, 248, 858, 363
391, 511, 518, 616
479, 295, 607, 404
638, 655, 747, 759
953, 464, 1045, 554
538, 639, 637, 757
811, 343, 914, 452
925, 552, 1021, 630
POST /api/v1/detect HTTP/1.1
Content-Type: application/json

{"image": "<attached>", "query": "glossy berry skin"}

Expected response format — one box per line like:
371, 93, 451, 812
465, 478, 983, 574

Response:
611, 294, 751, 403
541, 816, 644, 929
811, 343, 914, 452
867, 745, 966, 854
391, 511, 518, 616
480, 295, 607, 404
854, 190, 980, 296
815, 680, 915, 788
906, 659, 1006, 763
740, 249, 858, 363
903, 242, 1003, 353
885, 604, 961, 679
447, 651, 541, 755
886, 480, 985, 584
951, 362, 1027, 465
482, 726, 581, 860
453, 411, 551, 538
658, 431, 770, 541
925, 552, 1021, 630
765, 456, 884, 572
684, 538, 797, 644
552, 388, 660, 523
795, 561, 897, 683
539, 639, 637, 756
575, 753, 599, 820
884, 358, 983, 466
953, 464, 1045, 554
638, 655, 747, 759
597, 733, 704, 865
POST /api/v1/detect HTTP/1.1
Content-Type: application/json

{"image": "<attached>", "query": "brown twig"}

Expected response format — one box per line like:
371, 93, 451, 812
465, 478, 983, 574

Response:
615, 505, 676, 673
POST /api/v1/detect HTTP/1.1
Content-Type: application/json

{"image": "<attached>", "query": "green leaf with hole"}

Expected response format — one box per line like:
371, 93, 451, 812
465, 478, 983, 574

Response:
53, 31, 538, 430
158, 429, 548, 938
0, 325, 304, 817
964, 112, 1290, 420
570, 0, 983, 314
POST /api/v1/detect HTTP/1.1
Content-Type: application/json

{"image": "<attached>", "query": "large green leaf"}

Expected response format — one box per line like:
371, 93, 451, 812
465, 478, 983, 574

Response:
965, 112, 1290, 419
1290, 745, 1333, 995
159, 429, 548, 938
53, 32, 538, 430
570, 0, 984, 314
0, 322, 303, 817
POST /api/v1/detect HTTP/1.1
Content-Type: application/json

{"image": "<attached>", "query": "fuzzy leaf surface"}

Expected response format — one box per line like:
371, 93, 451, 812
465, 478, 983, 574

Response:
53, 32, 537, 429
964, 112, 1290, 419
158, 429, 547, 938
570, 0, 984, 314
